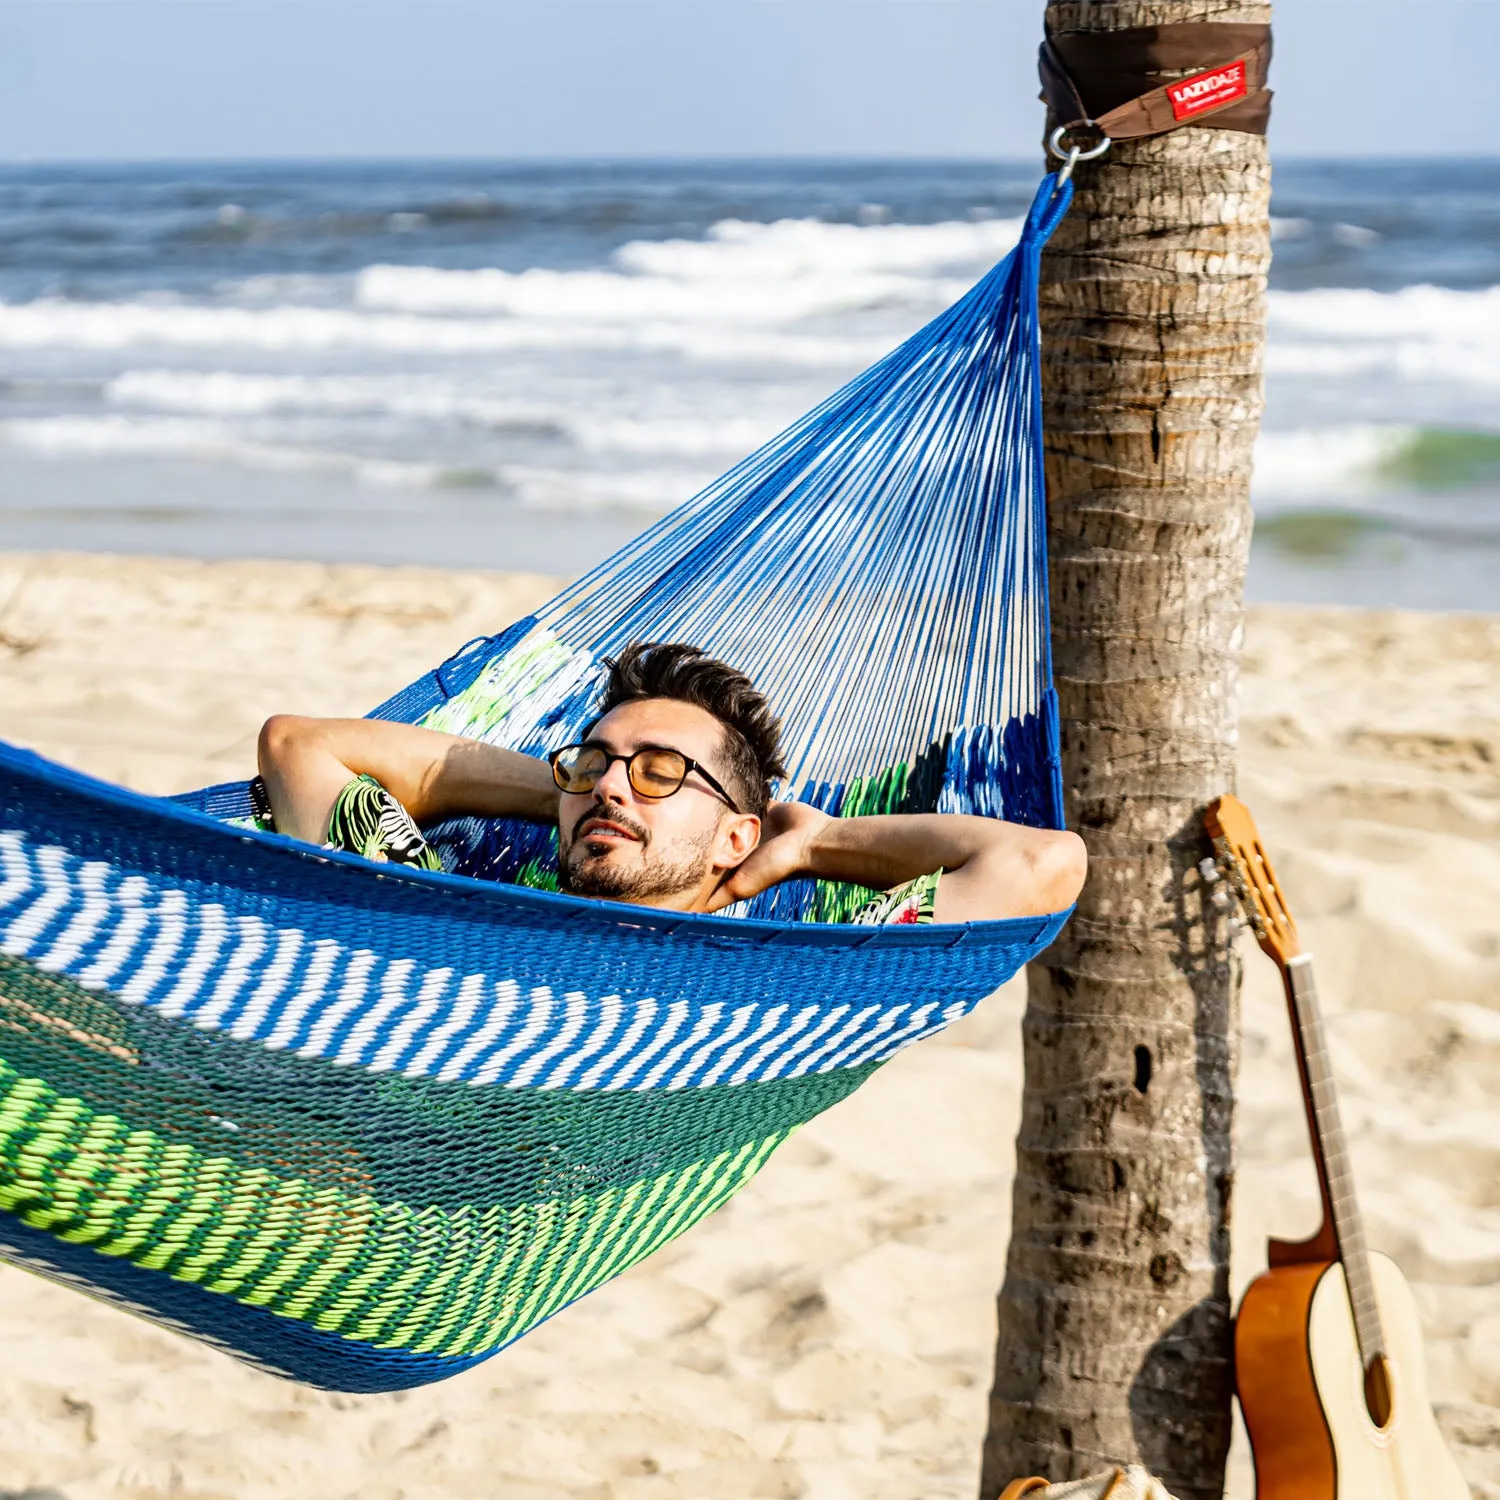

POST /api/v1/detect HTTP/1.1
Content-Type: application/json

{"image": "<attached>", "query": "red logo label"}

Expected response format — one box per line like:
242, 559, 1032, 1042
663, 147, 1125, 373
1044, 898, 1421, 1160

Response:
1167, 59, 1248, 121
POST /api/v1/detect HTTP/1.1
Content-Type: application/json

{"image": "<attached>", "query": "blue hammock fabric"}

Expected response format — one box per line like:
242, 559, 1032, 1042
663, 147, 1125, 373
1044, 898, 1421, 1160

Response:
0, 176, 1074, 1392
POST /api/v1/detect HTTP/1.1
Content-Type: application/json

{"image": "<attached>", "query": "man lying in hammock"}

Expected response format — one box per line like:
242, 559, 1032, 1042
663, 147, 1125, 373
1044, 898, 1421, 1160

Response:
256, 642, 1085, 924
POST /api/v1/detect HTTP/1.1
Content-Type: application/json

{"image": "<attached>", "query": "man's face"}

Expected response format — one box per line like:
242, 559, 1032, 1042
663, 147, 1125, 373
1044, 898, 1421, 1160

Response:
556, 698, 760, 909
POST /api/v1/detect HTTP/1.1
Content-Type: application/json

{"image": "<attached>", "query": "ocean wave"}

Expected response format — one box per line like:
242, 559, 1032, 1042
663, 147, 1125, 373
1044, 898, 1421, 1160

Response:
353, 261, 947, 323
0, 414, 497, 491
168, 198, 524, 247
1268, 340, 1500, 388
353, 216, 1023, 323
104, 370, 1500, 494
106, 370, 568, 434
0, 412, 735, 506
1252, 426, 1412, 500
11, 405, 1500, 517
1266, 284, 1500, 390
615, 214, 1028, 278
505, 464, 723, 513
1366, 427, 1500, 491
104, 370, 781, 457
0, 299, 879, 367
577, 417, 778, 459
1270, 284, 1500, 340
8, 230, 1498, 394
1253, 424, 1500, 499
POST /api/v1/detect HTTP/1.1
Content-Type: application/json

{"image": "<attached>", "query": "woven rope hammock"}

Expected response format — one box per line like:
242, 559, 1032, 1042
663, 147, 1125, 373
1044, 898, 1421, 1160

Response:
0, 176, 1074, 1392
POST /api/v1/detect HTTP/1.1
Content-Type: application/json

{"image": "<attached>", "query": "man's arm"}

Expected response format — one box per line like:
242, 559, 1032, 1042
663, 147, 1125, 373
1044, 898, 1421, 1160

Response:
257, 716, 559, 846
710, 803, 1086, 922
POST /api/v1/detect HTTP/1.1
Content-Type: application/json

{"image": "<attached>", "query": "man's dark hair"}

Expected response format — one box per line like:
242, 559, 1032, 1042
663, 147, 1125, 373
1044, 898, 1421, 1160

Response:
593, 642, 787, 819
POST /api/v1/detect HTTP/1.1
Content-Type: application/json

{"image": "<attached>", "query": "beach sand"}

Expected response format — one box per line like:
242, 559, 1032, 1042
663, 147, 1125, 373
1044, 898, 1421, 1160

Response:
0, 552, 1496, 1500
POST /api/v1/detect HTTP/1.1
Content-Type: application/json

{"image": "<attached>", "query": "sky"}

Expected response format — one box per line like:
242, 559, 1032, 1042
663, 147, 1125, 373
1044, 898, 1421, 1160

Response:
1, 0, 1497, 161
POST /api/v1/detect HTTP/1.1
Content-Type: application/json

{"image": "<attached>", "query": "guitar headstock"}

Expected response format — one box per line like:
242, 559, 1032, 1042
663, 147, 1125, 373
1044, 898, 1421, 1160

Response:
1203, 794, 1302, 965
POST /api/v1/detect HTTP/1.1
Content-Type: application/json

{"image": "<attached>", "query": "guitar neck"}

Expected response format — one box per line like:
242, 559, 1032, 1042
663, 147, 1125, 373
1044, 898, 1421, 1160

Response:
1284, 953, 1386, 1369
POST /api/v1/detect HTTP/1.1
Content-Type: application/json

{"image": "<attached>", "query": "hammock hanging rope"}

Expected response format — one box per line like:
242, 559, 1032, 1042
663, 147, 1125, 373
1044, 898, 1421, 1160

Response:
0, 175, 1074, 1393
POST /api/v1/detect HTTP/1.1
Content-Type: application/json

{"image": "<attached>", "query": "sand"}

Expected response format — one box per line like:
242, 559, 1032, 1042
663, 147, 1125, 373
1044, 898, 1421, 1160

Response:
0, 552, 1496, 1500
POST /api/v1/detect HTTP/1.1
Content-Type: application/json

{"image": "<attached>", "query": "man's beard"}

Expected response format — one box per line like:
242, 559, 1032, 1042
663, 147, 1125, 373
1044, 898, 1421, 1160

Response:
558, 802, 716, 902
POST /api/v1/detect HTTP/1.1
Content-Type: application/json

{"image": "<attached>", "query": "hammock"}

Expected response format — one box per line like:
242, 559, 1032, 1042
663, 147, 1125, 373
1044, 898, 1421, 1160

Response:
0, 176, 1074, 1393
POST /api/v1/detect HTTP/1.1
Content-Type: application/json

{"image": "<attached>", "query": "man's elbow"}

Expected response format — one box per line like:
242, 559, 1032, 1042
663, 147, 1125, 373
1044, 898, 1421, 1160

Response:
257, 714, 319, 777
936, 825, 1087, 922
1035, 829, 1087, 910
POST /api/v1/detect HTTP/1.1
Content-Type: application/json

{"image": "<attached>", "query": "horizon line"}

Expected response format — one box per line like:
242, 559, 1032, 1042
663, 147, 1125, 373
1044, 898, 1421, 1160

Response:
4, 149, 1500, 169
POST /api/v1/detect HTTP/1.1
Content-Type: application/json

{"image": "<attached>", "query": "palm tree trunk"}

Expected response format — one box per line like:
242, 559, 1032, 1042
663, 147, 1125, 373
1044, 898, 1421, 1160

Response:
981, 5, 1271, 1498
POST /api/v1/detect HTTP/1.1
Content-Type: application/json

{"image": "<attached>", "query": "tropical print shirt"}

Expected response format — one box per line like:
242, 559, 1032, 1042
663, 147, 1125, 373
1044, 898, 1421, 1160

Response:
848, 870, 942, 925
249, 773, 442, 873
326, 774, 444, 873
252, 775, 942, 923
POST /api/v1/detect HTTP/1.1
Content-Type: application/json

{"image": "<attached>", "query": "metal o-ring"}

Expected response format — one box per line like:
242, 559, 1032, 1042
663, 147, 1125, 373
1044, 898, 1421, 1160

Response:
1047, 122, 1112, 186
1048, 122, 1112, 161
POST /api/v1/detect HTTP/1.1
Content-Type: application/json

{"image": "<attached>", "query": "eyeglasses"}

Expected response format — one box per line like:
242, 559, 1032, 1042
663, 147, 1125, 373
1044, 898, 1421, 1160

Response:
550, 742, 741, 813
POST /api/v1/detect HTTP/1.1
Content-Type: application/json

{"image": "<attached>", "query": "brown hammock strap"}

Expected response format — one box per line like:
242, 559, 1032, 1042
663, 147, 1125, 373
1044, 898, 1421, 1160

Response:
1040, 22, 1273, 142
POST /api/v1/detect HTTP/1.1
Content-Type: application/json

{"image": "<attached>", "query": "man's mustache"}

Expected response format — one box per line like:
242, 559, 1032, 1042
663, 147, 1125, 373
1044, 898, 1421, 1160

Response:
570, 801, 650, 848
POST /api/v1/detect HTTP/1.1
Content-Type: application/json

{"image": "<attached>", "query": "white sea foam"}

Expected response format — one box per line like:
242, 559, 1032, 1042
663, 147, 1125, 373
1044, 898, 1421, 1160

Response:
615, 214, 1026, 280
1251, 426, 1413, 501
354, 216, 1026, 323
0, 412, 742, 507
577, 417, 778, 458
107, 370, 562, 427
1267, 284, 1500, 390
352, 261, 943, 324
0, 300, 880, 368
0, 415, 472, 490
506, 464, 722, 513
1270, 284, 1500, 341
104, 370, 781, 458
1269, 340, 1500, 388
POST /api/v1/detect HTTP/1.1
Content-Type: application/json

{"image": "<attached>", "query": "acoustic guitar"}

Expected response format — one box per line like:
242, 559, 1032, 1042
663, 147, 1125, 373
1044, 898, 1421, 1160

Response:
1205, 795, 1470, 1499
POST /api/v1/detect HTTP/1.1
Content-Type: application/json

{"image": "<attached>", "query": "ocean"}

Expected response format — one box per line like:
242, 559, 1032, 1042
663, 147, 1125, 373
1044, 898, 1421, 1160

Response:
1, 157, 1497, 610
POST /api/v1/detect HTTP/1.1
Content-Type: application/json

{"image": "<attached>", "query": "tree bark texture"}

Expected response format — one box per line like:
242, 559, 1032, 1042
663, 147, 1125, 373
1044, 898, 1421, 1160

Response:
982, 5, 1271, 1499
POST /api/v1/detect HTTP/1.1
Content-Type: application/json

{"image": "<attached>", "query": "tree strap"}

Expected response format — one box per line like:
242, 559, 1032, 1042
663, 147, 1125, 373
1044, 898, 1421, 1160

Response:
1040, 22, 1273, 141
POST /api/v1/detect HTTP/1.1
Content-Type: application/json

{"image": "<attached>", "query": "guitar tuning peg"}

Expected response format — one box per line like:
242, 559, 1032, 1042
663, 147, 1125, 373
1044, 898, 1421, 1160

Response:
1198, 857, 1221, 883
1226, 916, 1246, 936
1210, 887, 1233, 911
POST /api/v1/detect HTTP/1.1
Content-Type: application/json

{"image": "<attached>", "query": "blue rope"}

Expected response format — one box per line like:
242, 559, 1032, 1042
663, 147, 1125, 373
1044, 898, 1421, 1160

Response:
523, 176, 1072, 798
177, 175, 1076, 881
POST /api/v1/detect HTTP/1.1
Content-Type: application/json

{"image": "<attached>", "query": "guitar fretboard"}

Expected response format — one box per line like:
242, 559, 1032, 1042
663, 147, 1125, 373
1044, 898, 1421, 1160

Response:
1286, 954, 1386, 1370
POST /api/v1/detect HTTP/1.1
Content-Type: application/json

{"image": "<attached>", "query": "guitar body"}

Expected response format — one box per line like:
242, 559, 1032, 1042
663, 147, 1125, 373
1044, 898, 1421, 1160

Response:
1237, 1252, 1470, 1500
1209, 798, 1469, 1498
